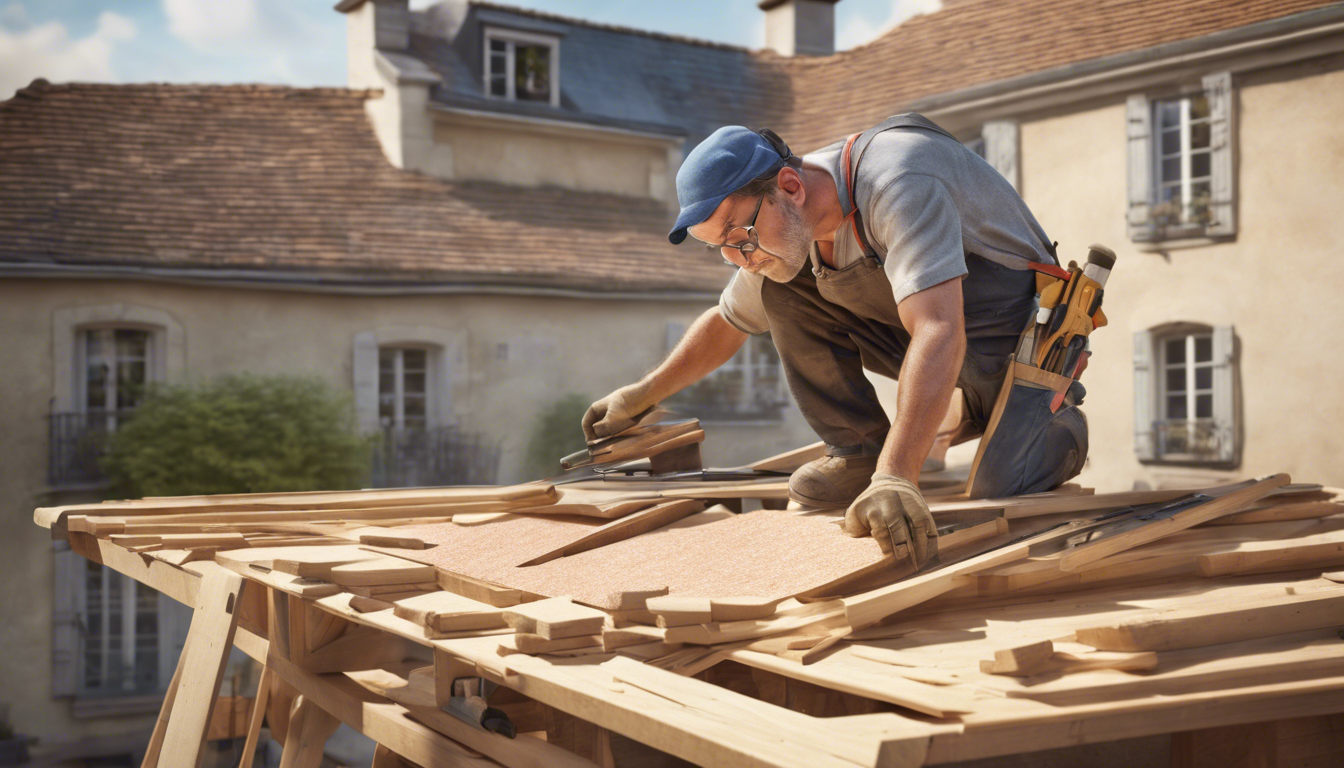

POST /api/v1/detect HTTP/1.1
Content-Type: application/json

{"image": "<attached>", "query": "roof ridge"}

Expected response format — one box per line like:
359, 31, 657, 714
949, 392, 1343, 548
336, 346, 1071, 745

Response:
4, 80, 382, 102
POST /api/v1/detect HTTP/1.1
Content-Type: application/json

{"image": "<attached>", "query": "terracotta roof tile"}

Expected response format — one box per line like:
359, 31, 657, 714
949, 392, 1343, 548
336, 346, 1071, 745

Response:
0, 81, 731, 293
769, 0, 1343, 149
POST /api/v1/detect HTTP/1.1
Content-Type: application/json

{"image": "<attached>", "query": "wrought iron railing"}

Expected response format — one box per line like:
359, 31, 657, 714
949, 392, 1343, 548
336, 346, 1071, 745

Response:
1155, 419, 1223, 460
370, 426, 500, 488
48, 410, 133, 487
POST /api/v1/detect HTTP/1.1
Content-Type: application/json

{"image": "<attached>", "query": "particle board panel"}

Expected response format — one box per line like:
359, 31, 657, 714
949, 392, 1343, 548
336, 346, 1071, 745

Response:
494, 510, 893, 609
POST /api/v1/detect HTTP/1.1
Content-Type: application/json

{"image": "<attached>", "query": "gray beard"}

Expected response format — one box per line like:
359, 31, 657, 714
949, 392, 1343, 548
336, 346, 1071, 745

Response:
755, 197, 813, 283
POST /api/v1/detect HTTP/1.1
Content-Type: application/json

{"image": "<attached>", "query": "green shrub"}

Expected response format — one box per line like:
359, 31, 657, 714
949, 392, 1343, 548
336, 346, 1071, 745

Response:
103, 375, 370, 498
525, 393, 592, 479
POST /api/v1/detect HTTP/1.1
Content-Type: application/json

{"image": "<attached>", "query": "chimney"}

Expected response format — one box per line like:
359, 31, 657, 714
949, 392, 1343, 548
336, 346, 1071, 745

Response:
759, 0, 840, 56
336, 0, 409, 51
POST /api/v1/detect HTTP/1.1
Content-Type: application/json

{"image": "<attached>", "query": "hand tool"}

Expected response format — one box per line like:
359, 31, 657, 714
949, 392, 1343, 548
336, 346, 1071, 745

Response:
1034, 244, 1115, 374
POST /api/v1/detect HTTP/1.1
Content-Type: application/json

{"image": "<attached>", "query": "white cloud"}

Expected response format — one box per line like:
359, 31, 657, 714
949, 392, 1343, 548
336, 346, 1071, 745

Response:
162, 0, 318, 49
837, 0, 943, 51
0, 6, 137, 98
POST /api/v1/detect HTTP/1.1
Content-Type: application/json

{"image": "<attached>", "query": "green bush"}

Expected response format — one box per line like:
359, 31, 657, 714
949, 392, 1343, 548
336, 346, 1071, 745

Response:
103, 375, 370, 498
525, 393, 592, 479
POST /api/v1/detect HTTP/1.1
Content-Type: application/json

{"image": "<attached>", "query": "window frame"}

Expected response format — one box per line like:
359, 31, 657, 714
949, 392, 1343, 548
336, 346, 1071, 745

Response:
666, 327, 791, 425
1155, 332, 1216, 462
1126, 72, 1235, 246
378, 345, 433, 431
482, 26, 561, 108
1134, 324, 1238, 466
75, 325, 157, 431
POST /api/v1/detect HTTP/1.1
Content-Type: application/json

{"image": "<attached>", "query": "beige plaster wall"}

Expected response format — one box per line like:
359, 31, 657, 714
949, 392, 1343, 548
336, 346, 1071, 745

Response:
0, 277, 814, 749
1020, 55, 1344, 492
434, 118, 672, 199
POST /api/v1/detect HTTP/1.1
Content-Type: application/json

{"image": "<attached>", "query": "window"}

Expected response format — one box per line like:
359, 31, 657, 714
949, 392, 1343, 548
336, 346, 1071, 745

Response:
1127, 72, 1235, 243
484, 27, 560, 106
379, 346, 429, 430
52, 543, 191, 702
665, 323, 791, 423
80, 327, 152, 429
1134, 325, 1237, 464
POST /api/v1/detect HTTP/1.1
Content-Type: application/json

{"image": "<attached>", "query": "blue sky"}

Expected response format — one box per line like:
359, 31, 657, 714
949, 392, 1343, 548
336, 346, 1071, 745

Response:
0, 0, 940, 98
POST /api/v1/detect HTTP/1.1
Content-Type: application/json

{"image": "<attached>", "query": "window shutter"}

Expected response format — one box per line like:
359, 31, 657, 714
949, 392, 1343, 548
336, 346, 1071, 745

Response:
665, 321, 687, 353
982, 120, 1019, 191
1211, 324, 1237, 464
352, 331, 380, 432
52, 542, 80, 696
1126, 94, 1153, 242
1133, 330, 1156, 460
1203, 72, 1236, 237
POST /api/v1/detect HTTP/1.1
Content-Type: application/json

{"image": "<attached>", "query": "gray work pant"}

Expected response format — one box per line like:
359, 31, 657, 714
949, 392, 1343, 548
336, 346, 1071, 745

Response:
759, 253, 1088, 498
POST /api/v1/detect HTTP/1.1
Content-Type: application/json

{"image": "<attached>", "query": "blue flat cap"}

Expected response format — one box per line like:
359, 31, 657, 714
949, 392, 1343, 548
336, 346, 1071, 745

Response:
668, 126, 788, 245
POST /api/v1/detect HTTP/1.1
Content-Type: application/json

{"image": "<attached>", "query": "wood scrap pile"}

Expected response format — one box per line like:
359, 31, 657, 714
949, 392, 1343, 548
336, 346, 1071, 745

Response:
32, 441, 1344, 763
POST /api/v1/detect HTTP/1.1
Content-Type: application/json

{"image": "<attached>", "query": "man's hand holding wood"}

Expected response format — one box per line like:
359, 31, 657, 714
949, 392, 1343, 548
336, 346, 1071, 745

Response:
843, 474, 939, 567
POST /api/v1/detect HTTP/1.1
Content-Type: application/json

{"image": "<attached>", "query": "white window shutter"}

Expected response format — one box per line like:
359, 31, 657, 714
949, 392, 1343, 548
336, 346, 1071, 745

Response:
1133, 330, 1156, 460
352, 332, 380, 432
1203, 72, 1236, 237
1211, 324, 1237, 464
1126, 94, 1153, 242
52, 543, 80, 696
982, 120, 1019, 191
665, 321, 687, 353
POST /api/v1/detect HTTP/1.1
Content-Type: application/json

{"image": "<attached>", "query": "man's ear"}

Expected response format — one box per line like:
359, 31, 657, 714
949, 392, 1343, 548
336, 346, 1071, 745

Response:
776, 166, 805, 203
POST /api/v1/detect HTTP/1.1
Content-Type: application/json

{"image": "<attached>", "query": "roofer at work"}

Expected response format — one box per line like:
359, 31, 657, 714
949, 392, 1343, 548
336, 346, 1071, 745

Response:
583, 114, 1088, 569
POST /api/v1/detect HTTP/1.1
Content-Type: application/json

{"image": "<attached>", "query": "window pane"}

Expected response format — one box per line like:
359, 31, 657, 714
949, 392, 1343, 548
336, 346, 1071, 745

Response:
1165, 338, 1185, 364
116, 329, 148, 359
1190, 95, 1210, 120
1191, 151, 1211, 179
403, 372, 426, 394
1195, 366, 1212, 390
117, 361, 146, 409
1166, 395, 1187, 420
402, 349, 426, 371
1161, 129, 1180, 156
514, 44, 550, 101
1161, 157, 1181, 183
490, 39, 507, 53
379, 348, 395, 372
403, 395, 425, 418
1165, 367, 1185, 393
1156, 100, 1180, 129
1191, 122, 1210, 149
1195, 393, 1213, 419
1195, 336, 1213, 362
379, 372, 395, 394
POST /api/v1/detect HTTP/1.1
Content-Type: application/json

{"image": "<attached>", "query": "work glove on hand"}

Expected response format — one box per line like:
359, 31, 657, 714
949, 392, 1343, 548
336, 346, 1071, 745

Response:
842, 474, 939, 568
581, 386, 649, 442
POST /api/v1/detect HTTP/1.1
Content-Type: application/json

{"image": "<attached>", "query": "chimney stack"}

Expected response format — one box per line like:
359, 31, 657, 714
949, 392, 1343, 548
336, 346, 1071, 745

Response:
759, 0, 840, 57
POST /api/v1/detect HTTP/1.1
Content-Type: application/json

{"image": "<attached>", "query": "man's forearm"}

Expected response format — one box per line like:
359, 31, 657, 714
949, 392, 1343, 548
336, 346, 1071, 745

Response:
625, 307, 748, 409
879, 323, 963, 480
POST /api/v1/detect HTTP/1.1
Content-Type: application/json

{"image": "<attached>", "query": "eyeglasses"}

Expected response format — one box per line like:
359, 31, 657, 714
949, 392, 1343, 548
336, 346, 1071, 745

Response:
693, 195, 786, 268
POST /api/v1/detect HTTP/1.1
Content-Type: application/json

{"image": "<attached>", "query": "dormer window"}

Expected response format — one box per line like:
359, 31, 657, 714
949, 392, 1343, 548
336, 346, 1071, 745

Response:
484, 27, 560, 107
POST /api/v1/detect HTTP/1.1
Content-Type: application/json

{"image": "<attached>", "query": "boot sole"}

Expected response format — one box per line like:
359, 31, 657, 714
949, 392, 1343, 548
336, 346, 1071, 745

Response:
787, 487, 862, 509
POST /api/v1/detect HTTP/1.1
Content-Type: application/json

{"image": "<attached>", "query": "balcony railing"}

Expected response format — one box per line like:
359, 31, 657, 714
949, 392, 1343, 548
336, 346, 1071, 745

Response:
370, 426, 500, 488
49, 410, 132, 487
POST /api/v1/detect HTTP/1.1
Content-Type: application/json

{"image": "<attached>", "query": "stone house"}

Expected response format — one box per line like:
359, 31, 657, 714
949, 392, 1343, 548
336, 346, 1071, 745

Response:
2, 0, 1342, 760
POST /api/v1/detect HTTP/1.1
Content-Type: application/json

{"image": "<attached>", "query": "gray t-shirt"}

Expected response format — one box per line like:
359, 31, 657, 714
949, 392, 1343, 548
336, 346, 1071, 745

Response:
720, 127, 1054, 335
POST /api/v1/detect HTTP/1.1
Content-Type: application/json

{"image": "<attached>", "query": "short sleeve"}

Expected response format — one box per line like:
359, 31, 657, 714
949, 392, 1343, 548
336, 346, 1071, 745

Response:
718, 268, 770, 335
868, 174, 968, 305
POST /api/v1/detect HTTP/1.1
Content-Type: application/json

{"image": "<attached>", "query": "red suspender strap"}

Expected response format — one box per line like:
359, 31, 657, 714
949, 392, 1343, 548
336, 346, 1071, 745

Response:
840, 132, 867, 252
1027, 261, 1071, 281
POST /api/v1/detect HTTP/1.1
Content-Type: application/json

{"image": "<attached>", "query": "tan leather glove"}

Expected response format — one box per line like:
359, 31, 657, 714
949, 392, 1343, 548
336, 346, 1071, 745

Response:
581, 386, 649, 442
842, 473, 939, 567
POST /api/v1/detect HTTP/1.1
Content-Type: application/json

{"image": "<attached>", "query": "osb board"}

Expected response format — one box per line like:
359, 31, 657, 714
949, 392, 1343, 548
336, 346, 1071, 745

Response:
484, 510, 888, 609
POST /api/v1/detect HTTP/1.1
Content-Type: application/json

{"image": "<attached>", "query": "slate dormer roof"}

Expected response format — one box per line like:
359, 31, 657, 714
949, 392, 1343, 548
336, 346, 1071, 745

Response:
405, 1, 792, 148
0, 81, 731, 296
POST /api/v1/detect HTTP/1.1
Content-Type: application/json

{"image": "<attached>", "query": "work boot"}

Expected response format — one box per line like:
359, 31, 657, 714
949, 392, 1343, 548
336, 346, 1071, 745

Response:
788, 455, 880, 508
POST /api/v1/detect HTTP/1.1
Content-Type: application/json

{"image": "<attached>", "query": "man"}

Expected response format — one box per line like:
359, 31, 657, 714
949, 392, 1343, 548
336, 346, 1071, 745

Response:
583, 114, 1088, 568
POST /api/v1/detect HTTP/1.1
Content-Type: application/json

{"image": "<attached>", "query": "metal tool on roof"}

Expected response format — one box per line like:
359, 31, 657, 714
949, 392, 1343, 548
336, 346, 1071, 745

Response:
447, 676, 516, 738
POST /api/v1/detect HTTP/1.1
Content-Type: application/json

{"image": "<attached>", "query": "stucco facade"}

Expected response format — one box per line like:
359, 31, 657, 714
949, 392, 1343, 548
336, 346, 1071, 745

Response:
1019, 53, 1344, 492
0, 277, 815, 750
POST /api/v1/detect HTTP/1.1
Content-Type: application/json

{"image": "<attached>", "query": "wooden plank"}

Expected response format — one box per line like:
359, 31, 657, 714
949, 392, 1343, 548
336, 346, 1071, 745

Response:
518, 499, 706, 566
504, 597, 607, 640
1197, 530, 1344, 577
647, 596, 713, 628
237, 666, 272, 768
1074, 588, 1344, 652
140, 630, 188, 768
510, 633, 604, 654
392, 591, 507, 632
1057, 475, 1291, 572
160, 569, 245, 766
327, 557, 437, 587
842, 541, 1030, 629
710, 597, 781, 622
